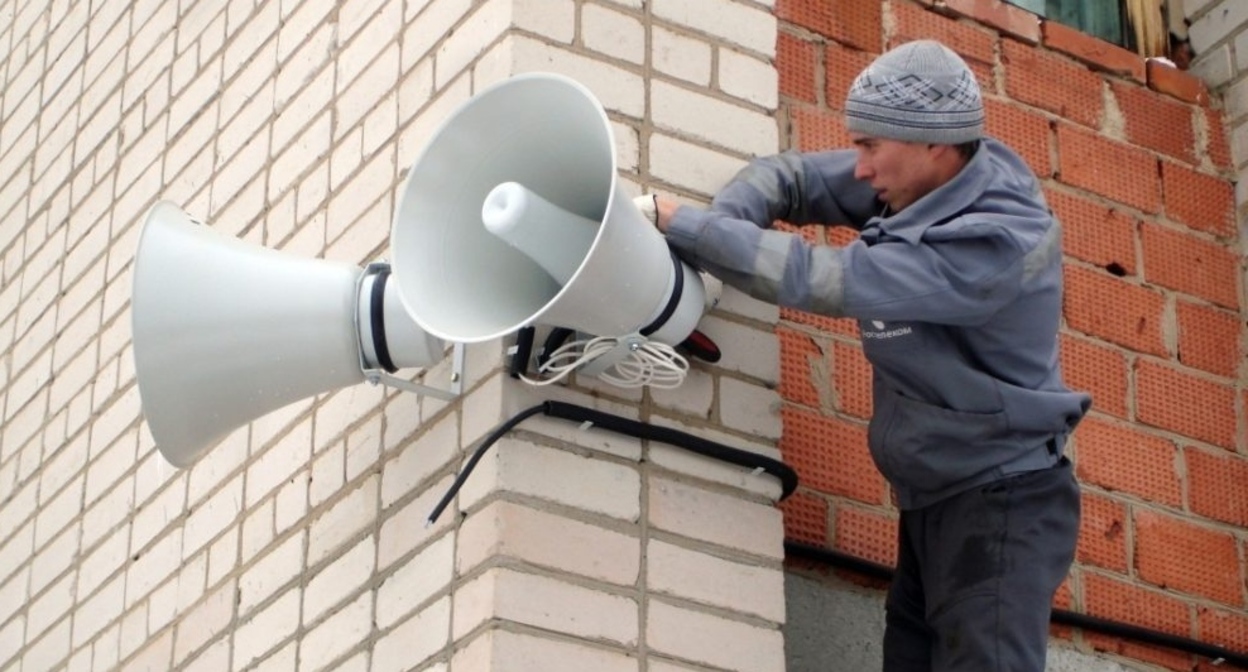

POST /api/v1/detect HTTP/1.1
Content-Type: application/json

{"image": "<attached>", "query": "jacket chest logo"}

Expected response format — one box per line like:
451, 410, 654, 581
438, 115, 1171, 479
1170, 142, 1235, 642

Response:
862, 320, 914, 340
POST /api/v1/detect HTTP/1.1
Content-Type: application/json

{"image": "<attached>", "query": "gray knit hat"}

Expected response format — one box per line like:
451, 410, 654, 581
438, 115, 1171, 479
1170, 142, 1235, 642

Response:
845, 40, 984, 145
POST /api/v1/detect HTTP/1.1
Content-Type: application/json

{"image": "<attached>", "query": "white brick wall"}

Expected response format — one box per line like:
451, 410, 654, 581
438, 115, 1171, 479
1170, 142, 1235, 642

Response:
0, 0, 789, 670
452, 568, 640, 644
1183, 0, 1248, 244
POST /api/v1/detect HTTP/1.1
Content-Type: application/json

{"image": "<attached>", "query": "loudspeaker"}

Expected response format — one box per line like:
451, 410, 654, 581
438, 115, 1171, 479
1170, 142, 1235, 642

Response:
390, 73, 707, 348
131, 201, 445, 468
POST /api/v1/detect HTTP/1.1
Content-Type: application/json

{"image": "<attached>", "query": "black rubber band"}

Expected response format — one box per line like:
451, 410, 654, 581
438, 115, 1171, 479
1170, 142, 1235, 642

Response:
509, 326, 536, 378
640, 250, 684, 337
369, 268, 397, 373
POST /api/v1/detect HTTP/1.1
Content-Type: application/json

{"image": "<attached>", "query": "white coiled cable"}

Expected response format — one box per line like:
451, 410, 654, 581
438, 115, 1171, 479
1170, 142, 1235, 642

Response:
521, 335, 689, 388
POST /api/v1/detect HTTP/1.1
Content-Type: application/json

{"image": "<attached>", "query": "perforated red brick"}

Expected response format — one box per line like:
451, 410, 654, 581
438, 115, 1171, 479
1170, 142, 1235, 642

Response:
1041, 19, 1144, 81
1196, 606, 1248, 658
778, 31, 819, 104
1056, 125, 1161, 213
890, 1, 996, 67
823, 40, 876, 111
832, 341, 872, 420
789, 104, 851, 153
1175, 301, 1239, 378
1075, 491, 1128, 572
1110, 80, 1197, 165
984, 97, 1051, 177
1140, 223, 1239, 309
1083, 571, 1191, 633
1184, 447, 1248, 528
1074, 416, 1182, 508
777, 325, 825, 408
1147, 58, 1210, 106
1160, 161, 1235, 238
780, 406, 887, 505
833, 504, 898, 567
773, 221, 826, 245
939, 0, 1041, 43
1046, 188, 1137, 274
781, 307, 859, 337
1242, 389, 1248, 450
1053, 577, 1073, 611
1062, 266, 1166, 356
775, 0, 882, 52
1004, 40, 1103, 129
1134, 509, 1241, 605
1082, 571, 1193, 669
826, 227, 860, 247
1085, 627, 1196, 670
1059, 333, 1128, 419
779, 491, 830, 545
1135, 359, 1236, 449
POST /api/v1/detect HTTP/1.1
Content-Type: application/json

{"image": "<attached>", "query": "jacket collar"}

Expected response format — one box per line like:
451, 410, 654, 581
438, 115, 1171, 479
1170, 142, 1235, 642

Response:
866, 139, 996, 245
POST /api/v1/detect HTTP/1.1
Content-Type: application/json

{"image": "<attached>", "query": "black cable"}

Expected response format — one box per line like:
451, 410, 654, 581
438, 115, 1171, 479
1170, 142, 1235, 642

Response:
784, 541, 1248, 669
542, 401, 797, 499
425, 401, 798, 525
425, 404, 547, 525
538, 327, 575, 369
784, 540, 893, 581
639, 249, 684, 337
1052, 611, 1248, 668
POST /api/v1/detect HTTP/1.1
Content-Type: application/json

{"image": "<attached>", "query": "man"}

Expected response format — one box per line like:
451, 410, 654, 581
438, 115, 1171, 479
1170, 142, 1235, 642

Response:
638, 40, 1091, 671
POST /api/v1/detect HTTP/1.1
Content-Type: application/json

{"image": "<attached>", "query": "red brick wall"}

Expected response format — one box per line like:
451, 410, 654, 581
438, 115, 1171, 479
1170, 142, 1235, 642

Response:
773, 1, 1247, 667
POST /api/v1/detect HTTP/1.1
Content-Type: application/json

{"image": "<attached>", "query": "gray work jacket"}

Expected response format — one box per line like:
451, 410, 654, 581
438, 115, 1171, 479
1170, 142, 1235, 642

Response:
665, 138, 1091, 509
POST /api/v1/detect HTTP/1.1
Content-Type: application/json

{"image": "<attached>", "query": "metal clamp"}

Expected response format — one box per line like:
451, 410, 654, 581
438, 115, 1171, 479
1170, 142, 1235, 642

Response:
355, 261, 464, 402
573, 332, 646, 379
363, 342, 464, 400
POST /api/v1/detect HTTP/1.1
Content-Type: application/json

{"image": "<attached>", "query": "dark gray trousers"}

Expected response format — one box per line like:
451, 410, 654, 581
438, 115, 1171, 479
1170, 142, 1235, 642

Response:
882, 458, 1080, 672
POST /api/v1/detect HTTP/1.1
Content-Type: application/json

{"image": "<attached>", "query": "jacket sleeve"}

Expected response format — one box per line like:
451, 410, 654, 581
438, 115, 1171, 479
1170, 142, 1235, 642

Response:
664, 212, 1031, 325
707, 150, 881, 229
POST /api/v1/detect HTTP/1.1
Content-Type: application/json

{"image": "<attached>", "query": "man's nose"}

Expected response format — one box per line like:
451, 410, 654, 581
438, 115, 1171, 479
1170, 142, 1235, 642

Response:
853, 159, 872, 181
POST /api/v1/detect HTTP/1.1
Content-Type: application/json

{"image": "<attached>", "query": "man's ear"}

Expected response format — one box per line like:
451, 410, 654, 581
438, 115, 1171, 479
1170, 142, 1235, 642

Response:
928, 143, 968, 169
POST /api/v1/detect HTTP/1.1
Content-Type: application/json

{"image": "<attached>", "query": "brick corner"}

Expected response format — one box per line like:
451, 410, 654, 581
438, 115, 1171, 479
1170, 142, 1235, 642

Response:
1146, 59, 1211, 106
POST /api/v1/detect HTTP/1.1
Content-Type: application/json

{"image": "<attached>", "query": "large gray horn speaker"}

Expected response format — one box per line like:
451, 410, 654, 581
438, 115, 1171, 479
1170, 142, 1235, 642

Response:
131, 201, 445, 467
390, 73, 707, 348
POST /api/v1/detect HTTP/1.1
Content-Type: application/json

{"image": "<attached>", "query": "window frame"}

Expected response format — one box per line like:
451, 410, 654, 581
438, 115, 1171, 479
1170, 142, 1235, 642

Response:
1006, 0, 1132, 49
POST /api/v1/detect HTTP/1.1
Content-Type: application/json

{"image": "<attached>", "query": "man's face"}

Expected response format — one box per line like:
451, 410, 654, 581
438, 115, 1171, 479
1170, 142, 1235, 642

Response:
849, 133, 946, 213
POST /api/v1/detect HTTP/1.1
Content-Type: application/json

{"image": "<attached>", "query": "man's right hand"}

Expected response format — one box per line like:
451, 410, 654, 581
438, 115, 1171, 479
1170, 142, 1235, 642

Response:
633, 194, 680, 234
